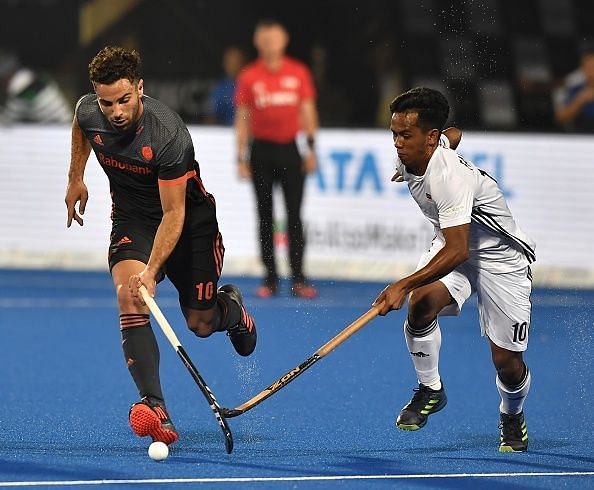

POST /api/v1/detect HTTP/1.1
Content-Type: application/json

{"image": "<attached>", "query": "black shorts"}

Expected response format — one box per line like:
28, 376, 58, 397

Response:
108, 203, 224, 310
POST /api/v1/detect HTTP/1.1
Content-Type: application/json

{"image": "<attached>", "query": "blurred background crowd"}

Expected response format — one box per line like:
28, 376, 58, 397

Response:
0, 0, 593, 132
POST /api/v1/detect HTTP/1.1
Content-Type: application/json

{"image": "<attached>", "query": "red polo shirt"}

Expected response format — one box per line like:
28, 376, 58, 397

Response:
235, 56, 316, 143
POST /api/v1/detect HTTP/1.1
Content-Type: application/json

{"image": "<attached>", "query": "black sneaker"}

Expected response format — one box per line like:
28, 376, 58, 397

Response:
499, 411, 528, 452
396, 383, 447, 430
129, 396, 179, 445
218, 284, 257, 356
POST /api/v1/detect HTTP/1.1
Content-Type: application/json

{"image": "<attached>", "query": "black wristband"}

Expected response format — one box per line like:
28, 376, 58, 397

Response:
307, 136, 315, 149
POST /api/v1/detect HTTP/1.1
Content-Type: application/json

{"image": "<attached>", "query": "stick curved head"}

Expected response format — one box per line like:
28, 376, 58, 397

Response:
221, 408, 243, 418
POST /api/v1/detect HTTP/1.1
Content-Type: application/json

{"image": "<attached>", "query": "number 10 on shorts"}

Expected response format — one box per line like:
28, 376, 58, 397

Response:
512, 322, 528, 343
196, 282, 214, 300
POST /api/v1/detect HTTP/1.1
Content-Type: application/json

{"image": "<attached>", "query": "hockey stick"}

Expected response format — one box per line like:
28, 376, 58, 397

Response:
221, 301, 384, 418
139, 286, 233, 454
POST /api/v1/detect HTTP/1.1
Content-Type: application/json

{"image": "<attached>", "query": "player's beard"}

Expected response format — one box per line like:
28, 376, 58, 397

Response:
110, 120, 131, 132
110, 98, 142, 133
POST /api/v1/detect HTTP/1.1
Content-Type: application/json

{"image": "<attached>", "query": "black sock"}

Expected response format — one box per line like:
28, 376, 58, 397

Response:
120, 314, 164, 401
215, 293, 240, 332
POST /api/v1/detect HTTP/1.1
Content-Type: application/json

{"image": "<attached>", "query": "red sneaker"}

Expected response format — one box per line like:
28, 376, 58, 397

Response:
292, 282, 318, 299
256, 279, 278, 298
256, 284, 276, 298
129, 397, 179, 445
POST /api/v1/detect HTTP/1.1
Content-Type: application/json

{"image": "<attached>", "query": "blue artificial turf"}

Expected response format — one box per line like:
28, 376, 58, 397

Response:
0, 269, 593, 489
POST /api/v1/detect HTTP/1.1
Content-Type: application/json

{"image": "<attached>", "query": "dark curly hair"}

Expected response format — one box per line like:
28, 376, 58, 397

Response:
88, 46, 142, 85
389, 87, 449, 132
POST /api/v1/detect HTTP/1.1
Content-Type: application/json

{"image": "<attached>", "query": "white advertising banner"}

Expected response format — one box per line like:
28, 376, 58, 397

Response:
0, 125, 592, 287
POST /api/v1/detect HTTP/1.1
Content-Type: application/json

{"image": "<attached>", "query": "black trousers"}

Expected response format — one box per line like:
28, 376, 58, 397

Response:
250, 139, 306, 284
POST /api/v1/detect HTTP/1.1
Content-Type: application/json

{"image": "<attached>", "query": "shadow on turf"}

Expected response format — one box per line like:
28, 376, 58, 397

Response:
430, 435, 593, 473
181, 428, 275, 447
0, 458, 126, 480
170, 428, 280, 457
171, 452, 416, 477
395, 433, 573, 454
172, 435, 430, 476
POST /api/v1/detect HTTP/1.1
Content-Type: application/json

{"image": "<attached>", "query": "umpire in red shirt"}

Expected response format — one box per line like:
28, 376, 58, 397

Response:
235, 19, 319, 299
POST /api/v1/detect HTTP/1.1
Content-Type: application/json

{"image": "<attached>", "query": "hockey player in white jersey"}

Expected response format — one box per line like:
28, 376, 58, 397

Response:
374, 87, 534, 452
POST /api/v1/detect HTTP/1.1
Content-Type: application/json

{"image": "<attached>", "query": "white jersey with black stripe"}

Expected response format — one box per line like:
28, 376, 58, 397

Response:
397, 143, 535, 273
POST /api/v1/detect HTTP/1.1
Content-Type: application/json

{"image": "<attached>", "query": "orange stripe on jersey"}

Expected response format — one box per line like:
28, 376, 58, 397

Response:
213, 232, 225, 277
193, 174, 216, 205
158, 170, 197, 187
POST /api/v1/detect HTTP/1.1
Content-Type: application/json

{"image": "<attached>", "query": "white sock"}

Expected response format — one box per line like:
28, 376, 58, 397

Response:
496, 366, 531, 415
404, 318, 442, 389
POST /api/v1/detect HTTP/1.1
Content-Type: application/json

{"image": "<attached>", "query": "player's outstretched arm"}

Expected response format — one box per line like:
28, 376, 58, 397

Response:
65, 116, 91, 227
373, 224, 470, 315
129, 181, 186, 300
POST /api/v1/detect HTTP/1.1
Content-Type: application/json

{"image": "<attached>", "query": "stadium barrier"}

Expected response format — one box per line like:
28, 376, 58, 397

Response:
0, 125, 592, 288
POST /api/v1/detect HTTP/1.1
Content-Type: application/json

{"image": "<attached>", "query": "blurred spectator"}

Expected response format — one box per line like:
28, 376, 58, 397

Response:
207, 46, 246, 126
235, 19, 319, 299
553, 42, 594, 132
0, 49, 72, 124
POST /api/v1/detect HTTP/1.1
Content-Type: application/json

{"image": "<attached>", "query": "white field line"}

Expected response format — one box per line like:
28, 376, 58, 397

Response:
0, 471, 593, 487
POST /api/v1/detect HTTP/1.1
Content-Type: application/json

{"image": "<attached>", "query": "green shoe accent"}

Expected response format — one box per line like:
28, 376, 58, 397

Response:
498, 411, 528, 452
396, 383, 447, 431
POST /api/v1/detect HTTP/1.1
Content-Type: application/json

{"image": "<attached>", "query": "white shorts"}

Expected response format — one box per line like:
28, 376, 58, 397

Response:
416, 246, 532, 352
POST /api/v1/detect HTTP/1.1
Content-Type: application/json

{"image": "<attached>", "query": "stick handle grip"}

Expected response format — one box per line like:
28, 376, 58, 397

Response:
139, 285, 182, 348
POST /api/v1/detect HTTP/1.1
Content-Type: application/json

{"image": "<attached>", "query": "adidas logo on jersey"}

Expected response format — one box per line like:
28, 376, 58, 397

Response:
116, 236, 133, 246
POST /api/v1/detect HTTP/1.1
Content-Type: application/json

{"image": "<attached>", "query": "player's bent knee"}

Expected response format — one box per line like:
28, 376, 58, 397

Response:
182, 306, 218, 338
186, 318, 214, 338
408, 290, 442, 326
115, 283, 141, 313
491, 347, 522, 367
493, 352, 524, 385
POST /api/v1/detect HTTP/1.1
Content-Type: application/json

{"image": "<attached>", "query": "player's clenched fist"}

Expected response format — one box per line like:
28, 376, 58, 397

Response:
373, 282, 408, 316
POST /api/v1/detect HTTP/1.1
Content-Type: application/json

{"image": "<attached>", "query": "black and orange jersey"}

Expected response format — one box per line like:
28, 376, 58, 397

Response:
76, 93, 212, 225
